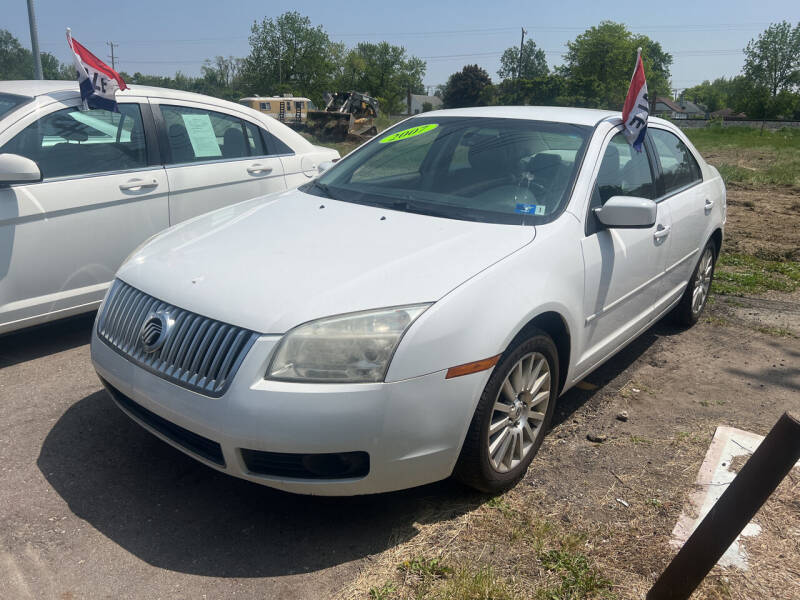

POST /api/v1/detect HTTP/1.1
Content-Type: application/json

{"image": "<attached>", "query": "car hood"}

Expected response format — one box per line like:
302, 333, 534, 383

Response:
117, 188, 535, 333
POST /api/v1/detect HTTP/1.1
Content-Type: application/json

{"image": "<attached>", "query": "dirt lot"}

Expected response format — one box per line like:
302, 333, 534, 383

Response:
1, 131, 798, 599
724, 184, 800, 260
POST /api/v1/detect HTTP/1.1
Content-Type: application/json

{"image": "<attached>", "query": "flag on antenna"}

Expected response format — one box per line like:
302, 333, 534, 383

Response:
621, 48, 649, 152
66, 29, 127, 111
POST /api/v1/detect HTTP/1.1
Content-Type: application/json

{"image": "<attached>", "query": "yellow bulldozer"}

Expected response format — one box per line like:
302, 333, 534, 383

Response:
305, 91, 380, 142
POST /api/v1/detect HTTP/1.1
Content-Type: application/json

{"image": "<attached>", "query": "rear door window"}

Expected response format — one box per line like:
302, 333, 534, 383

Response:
649, 129, 702, 195
0, 104, 147, 179
160, 105, 251, 164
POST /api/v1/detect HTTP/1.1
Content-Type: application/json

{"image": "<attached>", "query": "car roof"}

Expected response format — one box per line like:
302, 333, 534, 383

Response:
0, 80, 249, 112
410, 105, 672, 128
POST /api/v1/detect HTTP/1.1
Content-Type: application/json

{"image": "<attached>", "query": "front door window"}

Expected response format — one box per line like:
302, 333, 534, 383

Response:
0, 104, 147, 179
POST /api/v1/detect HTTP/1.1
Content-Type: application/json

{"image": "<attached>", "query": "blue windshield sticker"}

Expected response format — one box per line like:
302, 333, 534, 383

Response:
515, 203, 546, 215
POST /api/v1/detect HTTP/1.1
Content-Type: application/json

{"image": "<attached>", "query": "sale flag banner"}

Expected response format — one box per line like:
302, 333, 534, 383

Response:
622, 48, 649, 152
66, 28, 128, 111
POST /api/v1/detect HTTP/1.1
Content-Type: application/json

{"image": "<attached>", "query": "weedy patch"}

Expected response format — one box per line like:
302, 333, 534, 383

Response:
537, 549, 615, 599
754, 325, 795, 337
712, 252, 800, 296
399, 557, 454, 581
419, 566, 518, 600
369, 581, 397, 600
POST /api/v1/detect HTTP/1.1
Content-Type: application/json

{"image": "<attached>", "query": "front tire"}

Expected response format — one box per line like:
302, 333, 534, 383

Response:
454, 330, 559, 493
672, 240, 716, 327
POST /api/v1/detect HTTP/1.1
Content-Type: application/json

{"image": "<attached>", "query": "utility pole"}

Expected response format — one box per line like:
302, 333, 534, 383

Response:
516, 27, 527, 104
26, 0, 43, 79
107, 42, 119, 71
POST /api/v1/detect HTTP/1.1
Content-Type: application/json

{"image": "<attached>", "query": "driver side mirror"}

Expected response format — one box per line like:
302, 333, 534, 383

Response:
593, 196, 656, 229
0, 153, 42, 186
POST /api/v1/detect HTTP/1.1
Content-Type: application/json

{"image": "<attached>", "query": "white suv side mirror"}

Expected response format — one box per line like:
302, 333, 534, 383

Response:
0, 153, 42, 186
593, 196, 657, 228
317, 160, 335, 175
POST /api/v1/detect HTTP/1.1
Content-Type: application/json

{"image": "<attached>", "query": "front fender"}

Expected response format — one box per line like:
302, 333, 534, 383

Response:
386, 218, 585, 386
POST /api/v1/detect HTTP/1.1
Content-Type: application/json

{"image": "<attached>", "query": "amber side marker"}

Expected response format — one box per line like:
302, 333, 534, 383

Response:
445, 354, 501, 379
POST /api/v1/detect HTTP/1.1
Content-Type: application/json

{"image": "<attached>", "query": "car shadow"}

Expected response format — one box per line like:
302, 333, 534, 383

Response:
36, 318, 676, 579
0, 312, 96, 368
37, 389, 484, 578
551, 319, 679, 428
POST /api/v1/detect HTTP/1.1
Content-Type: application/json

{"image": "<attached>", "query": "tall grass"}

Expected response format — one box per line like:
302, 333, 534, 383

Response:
684, 126, 800, 187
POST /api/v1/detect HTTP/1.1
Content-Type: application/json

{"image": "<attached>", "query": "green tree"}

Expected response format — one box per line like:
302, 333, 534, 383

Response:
741, 21, 800, 120
242, 12, 342, 104
195, 56, 244, 100
497, 39, 548, 80
1, 29, 73, 81
40, 52, 72, 80
0, 29, 31, 79
558, 21, 672, 109
442, 64, 493, 108
337, 42, 425, 114
680, 78, 739, 113
497, 73, 566, 106
743, 21, 800, 98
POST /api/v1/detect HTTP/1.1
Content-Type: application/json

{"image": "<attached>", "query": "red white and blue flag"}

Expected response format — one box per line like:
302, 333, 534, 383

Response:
621, 48, 649, 152
66, 29, 127, 112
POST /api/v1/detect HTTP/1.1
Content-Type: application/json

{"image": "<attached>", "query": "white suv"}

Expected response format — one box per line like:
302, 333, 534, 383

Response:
0, 81, 338, 334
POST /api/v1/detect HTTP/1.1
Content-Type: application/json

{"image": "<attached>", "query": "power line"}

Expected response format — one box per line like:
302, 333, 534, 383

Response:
36, 21, 772, 47
116, 47, 745, 67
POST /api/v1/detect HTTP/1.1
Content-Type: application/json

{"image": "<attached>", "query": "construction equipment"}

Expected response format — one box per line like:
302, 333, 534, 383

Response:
305, 91, 380, 141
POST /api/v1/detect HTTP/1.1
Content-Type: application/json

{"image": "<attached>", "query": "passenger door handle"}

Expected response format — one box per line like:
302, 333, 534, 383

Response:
653, 224, 671, 241
704, 198, 714, 211
247, 163, 273, 175
119, 178, 158, 192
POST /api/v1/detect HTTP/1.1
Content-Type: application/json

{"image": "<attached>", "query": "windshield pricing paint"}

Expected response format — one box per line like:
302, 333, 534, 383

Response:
380, 124, 438, 143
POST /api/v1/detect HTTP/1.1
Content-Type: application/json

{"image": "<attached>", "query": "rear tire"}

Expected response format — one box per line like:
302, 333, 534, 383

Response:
454, 330, 558, 493
672, 240, 717, 327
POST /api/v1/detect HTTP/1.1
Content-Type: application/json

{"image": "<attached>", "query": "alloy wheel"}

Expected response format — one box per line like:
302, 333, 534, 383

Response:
692, 247, 714, 316
486, 352, 551, 473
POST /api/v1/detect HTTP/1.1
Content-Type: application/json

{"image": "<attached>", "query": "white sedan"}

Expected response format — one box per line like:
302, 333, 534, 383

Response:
0, 81, 338, 334
91, 106, 725, 495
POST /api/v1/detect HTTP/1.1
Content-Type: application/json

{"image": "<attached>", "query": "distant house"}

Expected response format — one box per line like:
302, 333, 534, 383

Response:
677, 100, 706, 118
654, 96, 686, 119
409, 94, 443, 114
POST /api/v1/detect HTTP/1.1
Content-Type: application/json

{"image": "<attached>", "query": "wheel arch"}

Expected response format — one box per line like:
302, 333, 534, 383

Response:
709, 227, 723, 257
507, 311, 571, 394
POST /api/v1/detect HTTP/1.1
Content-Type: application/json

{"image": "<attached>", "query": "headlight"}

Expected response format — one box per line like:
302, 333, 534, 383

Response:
267, 304, 432, 383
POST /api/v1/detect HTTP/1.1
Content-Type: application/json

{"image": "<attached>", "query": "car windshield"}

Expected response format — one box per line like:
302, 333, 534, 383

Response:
308, 116, 591, 225
0, 92, 32, 120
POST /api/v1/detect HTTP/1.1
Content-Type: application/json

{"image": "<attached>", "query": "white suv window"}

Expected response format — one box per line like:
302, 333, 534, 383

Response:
0, 104, 147, 179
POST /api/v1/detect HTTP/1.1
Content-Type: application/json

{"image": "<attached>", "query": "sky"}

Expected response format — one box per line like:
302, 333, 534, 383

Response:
5, 0, 799, 95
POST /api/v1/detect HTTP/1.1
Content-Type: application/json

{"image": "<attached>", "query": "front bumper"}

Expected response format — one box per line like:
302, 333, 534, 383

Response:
91, 329, 489, 495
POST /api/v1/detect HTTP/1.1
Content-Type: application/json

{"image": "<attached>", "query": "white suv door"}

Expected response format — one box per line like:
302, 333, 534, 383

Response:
0, 99, 169, 333
577, 131, 671, 374
152, 101, 287, 225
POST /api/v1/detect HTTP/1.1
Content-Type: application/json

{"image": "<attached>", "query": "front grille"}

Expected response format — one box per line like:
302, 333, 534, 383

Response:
241, 449, 370, 479
97, 279, 258, 397
102, 378, 225, 466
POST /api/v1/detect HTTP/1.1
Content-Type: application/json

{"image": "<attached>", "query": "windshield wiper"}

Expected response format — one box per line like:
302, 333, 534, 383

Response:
385, 196, 480, 222
307, 180, 335, 199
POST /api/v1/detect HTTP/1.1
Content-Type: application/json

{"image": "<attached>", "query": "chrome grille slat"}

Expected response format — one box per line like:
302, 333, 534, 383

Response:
96, 280, 258, 397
